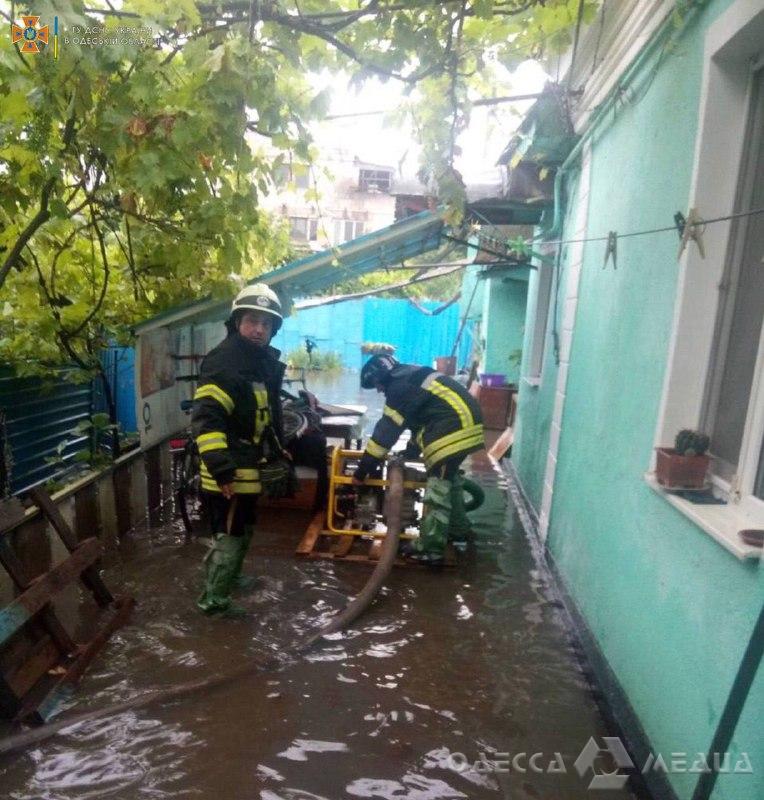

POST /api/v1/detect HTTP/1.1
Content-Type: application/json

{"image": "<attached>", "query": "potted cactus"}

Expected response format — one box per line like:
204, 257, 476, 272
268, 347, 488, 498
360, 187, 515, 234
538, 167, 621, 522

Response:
655, 429, 711, 489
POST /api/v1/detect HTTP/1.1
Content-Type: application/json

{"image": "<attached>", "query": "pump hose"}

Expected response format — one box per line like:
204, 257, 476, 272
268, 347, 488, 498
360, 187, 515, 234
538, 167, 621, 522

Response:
462, 477, 485, 512
0, 463, 405, 758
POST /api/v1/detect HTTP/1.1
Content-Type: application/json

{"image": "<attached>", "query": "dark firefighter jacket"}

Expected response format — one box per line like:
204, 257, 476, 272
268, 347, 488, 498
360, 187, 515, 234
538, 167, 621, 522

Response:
191, 333, 286, 494
355, 365, 484, 479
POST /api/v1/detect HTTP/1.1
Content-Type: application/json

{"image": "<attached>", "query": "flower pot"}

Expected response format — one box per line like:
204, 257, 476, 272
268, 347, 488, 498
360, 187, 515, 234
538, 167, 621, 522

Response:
655, 447, 710, 489
479, 372, 506, 387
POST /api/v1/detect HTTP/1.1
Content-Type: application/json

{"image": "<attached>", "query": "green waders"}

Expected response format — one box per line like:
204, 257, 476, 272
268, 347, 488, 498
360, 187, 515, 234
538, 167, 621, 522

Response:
414, 476, 452, 559
197, 533, 250, 615
232, 525, 260, 591
448, 472, 472, 543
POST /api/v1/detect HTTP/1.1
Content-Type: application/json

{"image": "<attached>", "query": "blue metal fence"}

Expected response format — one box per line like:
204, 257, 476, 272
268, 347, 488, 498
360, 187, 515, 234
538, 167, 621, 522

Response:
94, 347, 137, 434
277, 297, 473, 371
0, 370, 93, 495
363, 298, 472, 368
278, 300, 366, 369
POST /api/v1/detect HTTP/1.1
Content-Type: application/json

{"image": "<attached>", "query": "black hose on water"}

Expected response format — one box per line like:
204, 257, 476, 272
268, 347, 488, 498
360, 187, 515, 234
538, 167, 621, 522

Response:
0, 463, 405, 758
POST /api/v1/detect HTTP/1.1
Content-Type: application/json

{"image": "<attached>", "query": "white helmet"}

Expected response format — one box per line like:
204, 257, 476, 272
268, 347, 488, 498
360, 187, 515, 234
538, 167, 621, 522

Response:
230, 283, 284, 333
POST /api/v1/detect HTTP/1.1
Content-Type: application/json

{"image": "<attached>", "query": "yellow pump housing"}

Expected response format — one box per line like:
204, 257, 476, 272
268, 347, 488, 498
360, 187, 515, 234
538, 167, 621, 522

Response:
325, 448, 427, 539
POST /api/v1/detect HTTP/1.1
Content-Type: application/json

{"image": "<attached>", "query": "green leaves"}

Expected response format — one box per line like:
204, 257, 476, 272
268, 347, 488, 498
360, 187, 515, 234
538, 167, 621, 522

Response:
0, 0, 590, 382
49, 199, 69, 219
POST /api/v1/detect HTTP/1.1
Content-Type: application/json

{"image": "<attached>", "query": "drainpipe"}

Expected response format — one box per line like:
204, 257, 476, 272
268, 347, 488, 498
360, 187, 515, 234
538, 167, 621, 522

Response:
542, 0, 704, 364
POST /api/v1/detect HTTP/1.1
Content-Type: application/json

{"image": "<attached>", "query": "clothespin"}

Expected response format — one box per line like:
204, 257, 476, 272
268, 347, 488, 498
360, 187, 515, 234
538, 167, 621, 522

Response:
603, 231, 617, 270
677, 207, 705, 259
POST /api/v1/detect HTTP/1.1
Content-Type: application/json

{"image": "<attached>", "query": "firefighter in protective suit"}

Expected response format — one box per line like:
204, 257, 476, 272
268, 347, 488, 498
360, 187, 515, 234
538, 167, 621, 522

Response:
191, 284, 289, 614
353, 355, 484, 565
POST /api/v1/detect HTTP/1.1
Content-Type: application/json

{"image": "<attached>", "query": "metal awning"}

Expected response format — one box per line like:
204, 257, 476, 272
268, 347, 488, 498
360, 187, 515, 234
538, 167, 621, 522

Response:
258, 208, 444, 296
134, 209, 445, 333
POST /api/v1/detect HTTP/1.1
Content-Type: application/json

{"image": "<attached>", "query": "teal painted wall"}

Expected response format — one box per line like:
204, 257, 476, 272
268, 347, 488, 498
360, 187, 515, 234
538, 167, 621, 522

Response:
482, 275, 528, 383
512, 170, 583, 511
507, 3, 763, 800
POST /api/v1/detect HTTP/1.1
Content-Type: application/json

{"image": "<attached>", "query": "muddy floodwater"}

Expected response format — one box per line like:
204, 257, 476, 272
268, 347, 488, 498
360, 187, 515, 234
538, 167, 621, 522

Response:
0, 385, 634, 798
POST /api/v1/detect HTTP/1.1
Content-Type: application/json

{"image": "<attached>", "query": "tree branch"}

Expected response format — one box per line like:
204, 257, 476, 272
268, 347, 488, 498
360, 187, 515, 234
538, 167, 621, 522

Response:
447, 3, 467, 164
27, 245, 80, 370
196, 0, 541, 23
0, 178, 55, 290
0, 110, 77, 290
160, 19, 241, 66
67, 206, 110, 339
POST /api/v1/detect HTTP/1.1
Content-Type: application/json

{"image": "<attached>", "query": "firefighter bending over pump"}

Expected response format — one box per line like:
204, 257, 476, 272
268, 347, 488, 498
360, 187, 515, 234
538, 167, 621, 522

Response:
191, 284, 293, 615
353, 355, 484, 565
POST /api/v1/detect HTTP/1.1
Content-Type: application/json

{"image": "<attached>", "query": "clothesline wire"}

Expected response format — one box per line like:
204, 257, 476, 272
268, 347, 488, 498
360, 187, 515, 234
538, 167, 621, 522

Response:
531, 206, 764, 249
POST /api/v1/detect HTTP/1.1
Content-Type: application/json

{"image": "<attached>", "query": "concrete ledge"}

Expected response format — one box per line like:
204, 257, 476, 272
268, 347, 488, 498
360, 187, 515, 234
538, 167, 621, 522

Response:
644, 474, 762, 561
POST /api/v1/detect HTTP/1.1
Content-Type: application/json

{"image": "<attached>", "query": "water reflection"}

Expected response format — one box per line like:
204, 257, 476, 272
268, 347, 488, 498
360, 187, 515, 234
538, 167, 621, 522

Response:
345, 773, 469, 799
24, 713, 202, 800
0, 404, 632, 800
278, 739, 350, 761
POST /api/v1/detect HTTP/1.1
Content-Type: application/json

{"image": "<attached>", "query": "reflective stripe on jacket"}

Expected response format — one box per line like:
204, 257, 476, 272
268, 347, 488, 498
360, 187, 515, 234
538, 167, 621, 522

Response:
191, 333, 285, 494
356, 365, 484, 477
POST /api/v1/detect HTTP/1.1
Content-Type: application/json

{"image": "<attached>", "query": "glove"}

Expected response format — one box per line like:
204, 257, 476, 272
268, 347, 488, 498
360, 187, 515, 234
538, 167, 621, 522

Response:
260, 458, 298, 499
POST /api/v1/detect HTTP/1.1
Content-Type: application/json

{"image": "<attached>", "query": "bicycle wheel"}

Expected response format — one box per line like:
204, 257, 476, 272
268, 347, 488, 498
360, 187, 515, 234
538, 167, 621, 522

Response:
177, 441, 203, 539
282, 408, 308, 443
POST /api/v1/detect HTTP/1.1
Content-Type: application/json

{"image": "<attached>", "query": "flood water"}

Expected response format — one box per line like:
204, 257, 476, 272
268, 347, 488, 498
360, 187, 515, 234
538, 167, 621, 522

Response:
0, 372, 634, 799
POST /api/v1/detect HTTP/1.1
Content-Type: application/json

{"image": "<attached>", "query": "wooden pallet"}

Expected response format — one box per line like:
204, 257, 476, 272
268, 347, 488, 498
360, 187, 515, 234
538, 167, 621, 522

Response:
295, 511, 456, 566
0, 488, 134, 723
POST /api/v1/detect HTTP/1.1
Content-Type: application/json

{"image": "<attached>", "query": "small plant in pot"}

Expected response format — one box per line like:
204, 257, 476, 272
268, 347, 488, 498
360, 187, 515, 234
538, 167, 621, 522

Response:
655, 429, 711, 489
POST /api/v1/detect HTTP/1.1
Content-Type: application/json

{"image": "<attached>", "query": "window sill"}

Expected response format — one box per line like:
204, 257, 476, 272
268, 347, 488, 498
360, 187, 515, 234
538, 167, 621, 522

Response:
644, 474, 763, 561
522, 376, 541, 388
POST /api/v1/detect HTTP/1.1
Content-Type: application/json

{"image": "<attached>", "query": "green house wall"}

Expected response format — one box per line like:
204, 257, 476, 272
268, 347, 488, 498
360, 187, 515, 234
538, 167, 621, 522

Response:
481, 274, 528, 384
512, 174, 584, 511
504, 3, 763, 800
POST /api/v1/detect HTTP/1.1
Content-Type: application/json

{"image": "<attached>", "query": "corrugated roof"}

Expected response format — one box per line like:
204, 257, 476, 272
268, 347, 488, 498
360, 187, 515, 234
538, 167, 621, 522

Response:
134, 209, 445, 333
497, 84, 577, 168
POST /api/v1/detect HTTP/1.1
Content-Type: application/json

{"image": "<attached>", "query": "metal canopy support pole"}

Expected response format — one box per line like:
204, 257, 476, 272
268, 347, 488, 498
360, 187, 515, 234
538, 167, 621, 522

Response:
690, 604, 764, 800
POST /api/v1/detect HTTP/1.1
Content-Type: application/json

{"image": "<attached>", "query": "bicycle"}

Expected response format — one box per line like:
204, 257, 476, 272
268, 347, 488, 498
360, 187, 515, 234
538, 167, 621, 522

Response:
172, 399, 204, 542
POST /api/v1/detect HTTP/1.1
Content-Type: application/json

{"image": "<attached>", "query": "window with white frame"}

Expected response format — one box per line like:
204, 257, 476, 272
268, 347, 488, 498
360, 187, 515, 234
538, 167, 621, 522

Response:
655, 0, 764, 530
701, 64, 764, 498
288, 216, 308, 241
333, 218, 365, 244
526, 248, 555, 381
358, 168, 392, 193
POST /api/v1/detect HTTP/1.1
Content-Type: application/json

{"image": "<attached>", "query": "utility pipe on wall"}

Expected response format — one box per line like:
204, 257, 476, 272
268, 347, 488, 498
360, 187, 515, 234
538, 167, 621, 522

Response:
542, 0, 704, 241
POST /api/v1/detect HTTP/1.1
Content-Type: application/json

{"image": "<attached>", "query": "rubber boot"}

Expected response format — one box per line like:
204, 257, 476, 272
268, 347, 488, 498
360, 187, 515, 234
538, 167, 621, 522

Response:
232, 525, 260, 592
407, 476, 452, 565
448, 472, 472, 544
197, 533, 248, 615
